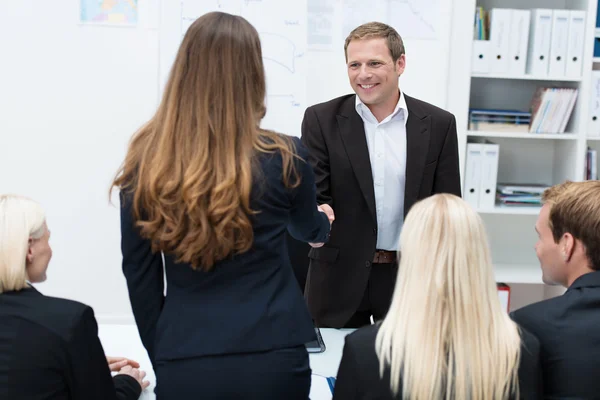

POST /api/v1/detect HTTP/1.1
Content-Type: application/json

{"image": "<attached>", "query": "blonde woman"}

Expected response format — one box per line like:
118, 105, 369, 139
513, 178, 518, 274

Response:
0, 195, 148, 399
334, 194, 542, 399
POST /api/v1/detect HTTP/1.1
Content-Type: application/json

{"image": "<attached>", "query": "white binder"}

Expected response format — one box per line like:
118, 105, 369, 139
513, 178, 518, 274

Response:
548, 9, 570, 76
472, 40, 491, 73
565, 10, 586, 78
526, 9, 553, 75
589, 71, 600, 137
479, 142, 500, 209
507, 9, 531, 75
489, 9, 512, 74
464, 143, 484, 208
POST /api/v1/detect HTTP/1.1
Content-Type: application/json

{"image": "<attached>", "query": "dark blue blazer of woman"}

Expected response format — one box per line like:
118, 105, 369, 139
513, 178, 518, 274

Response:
119, 137, 330, 399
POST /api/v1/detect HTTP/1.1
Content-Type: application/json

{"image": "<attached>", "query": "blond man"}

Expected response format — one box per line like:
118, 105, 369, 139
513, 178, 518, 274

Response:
512, 180, 600, 399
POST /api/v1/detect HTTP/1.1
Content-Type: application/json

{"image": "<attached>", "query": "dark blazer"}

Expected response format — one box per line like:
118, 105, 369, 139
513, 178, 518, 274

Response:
511, 271, 600, 400
120, 136, 330, 366
334, 323, 542, 400
0, 287, 140, 400
301, 94, 461, 327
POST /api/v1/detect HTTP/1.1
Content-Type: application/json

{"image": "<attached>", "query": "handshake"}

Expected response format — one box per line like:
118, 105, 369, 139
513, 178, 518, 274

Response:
310, 204, 335, 248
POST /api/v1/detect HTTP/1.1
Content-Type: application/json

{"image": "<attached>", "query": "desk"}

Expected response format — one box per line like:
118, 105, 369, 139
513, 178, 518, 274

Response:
98, 325, 354, 400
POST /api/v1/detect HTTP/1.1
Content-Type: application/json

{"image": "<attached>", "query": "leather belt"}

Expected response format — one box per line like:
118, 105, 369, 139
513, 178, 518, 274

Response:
372, 250, 397, 264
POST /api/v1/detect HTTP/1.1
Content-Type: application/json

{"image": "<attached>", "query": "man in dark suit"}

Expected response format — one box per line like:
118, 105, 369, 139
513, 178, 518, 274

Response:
511, 180, 600, 399
301, 22, 461, 328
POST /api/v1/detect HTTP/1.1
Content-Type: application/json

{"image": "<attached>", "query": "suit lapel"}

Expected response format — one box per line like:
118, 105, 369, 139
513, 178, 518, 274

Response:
337, 97, 377, 223
403, 95, 431, 216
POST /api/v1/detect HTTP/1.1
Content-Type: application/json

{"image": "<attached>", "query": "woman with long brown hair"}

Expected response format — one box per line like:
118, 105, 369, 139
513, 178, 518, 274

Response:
111, 12, 331, 399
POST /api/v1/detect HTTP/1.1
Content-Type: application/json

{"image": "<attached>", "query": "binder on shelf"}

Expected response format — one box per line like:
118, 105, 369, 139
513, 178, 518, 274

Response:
479, 141, 500, 209
548, 9, 571, 76
472, 40, 491, 73
589, 71, 600, 137
507, 9, 531, 75
565, 11, 586, 78
464, 143, 484, 208
526, 9, 553, 76
489, 8, 511, 73
497, 283, 511, 312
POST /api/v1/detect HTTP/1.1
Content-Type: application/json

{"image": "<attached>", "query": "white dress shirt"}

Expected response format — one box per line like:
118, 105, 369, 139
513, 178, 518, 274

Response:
355, 92, 408, 251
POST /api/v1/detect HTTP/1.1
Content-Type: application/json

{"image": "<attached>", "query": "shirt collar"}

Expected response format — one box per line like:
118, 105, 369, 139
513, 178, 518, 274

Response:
355, 91, 408, 126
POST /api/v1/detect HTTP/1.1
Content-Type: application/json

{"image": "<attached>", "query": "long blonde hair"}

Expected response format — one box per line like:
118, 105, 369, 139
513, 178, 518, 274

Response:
0, 195, 46, 293
111, 12, 299, 271
376, 194, 521, 399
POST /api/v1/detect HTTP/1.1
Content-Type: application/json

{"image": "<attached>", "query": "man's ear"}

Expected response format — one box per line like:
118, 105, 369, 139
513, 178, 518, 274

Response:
561, 232, 575, 262
395, 54, 406, 76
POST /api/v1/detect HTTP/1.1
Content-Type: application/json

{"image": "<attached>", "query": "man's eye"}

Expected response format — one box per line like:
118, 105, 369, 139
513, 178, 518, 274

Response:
370, 62, 381, 66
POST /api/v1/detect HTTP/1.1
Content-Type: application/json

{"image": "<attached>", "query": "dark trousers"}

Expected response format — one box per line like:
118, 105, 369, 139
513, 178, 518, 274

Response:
154, 345, 310, 400
343, 262, 398, 328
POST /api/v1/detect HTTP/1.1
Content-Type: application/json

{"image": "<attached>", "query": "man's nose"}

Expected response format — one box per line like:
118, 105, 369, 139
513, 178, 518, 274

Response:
358, 66, 372, 80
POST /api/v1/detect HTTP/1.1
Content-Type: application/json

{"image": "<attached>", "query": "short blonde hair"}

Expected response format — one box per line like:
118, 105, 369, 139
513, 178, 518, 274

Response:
344, 21, 405, 62
542, 180, 600, 271
0, 195, 46, 293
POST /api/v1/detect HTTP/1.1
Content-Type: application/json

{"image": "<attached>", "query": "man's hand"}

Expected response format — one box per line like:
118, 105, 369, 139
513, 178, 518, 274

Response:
107, 356, 140, 372
309, 204, 335, 248
318, 204, 335, 224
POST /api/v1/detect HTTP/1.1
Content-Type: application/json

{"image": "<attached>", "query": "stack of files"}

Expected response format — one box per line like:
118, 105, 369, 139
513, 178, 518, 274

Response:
529, 87, 578, 133
464, 140, 499, 210
586, 147, 598, 180
469, 109, 531, 132
496, 183, 549, 206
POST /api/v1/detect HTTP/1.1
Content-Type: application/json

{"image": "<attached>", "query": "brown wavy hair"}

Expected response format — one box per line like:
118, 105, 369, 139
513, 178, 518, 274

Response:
111, 12, 300, 271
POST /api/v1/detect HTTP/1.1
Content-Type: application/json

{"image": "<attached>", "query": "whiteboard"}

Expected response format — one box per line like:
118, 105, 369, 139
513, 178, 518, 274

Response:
159, 0, 308, 137
159, 0, 453, 137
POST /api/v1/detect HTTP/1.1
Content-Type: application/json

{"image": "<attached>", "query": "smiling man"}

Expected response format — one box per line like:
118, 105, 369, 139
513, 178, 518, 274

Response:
300, 22, 461, 328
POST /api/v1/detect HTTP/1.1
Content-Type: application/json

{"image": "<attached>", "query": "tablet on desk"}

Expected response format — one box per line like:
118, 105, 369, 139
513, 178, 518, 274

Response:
305, 326, 326, 353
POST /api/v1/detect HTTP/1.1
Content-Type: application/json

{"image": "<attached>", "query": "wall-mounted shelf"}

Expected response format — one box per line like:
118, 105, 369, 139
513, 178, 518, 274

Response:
467, 131, 579, 140
471, 73, 582, 82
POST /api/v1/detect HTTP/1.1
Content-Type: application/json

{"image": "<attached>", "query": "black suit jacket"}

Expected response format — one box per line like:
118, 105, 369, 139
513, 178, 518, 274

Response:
511, 271, 600, 400
301, 94, 461, 327
0, 287, 140, 400
120, 136, 330, 366
334, 323, 542, 400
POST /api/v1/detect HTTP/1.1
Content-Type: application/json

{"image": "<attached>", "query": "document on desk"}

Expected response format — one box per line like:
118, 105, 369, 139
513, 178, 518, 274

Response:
310, 374, 335, 400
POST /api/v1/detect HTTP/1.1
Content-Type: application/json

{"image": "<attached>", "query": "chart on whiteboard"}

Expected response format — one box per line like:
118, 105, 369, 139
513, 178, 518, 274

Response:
160, 0, 307, 137
308, 0, 439, 51
342, 0, 438, 40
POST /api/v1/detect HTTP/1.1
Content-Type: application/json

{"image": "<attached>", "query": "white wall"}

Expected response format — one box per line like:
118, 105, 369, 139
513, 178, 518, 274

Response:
0, 0, 159, 322
1, 0, 455, 323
